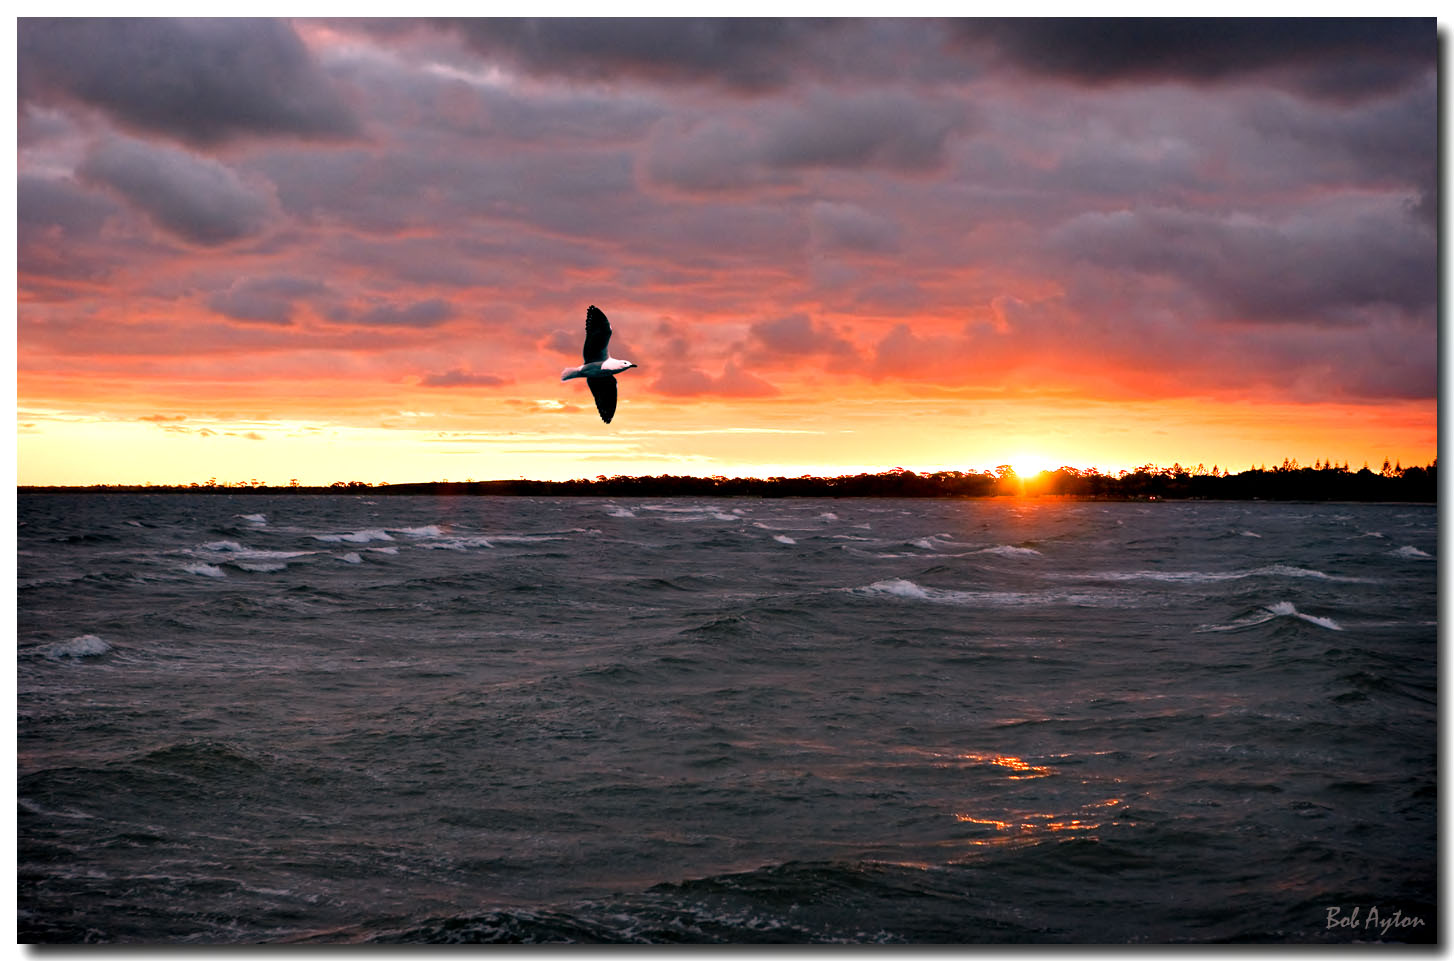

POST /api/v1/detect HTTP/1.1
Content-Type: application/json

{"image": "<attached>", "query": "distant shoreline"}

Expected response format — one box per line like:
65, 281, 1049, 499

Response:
15, 464, 1437, 502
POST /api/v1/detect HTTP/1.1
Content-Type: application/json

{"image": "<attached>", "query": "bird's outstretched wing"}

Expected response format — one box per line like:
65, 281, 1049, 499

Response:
587, 375, 618, 424
583, 305, 611, 363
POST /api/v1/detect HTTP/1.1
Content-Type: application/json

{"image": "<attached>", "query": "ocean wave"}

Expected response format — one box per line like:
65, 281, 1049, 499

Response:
42, 634, 113, 659
1197, 601, 1342, 633
850, 578, 1118, 608
1392, 545, 1432, 559
773, 534, 797, 545
419, 536, 494, 551
392, 525, 444, 538
311, 529, 396, 544
195, 542, 317, 573
1056, 564, 1368, 585
181, 563, 225, 578
974, 545, 1042, 558
339, 552, 364, 564
237, 513, 267, 525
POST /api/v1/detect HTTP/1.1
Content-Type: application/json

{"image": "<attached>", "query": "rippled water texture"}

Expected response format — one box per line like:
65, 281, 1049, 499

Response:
18, 495, 1437, 943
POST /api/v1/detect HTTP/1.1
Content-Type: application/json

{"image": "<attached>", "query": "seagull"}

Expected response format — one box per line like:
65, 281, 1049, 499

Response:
560, 305, 638, 424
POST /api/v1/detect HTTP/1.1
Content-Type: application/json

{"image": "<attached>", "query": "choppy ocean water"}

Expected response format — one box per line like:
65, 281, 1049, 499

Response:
17, 494, 1437, 943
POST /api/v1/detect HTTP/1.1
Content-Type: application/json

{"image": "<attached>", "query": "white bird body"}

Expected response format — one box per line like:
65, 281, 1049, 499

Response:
561, 305, 637, 423
560, 357, 635, 381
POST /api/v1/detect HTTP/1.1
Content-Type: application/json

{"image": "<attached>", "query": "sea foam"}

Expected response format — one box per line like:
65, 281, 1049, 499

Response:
312, 529, 396, 544
1198, 601, 1342, 632
44, 634, 113, 658
182, 563, 225, 578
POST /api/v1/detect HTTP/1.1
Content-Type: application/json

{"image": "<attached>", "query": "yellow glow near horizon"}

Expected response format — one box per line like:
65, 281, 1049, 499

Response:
15, 391, 1438, 488
1003, 452, 1060, 477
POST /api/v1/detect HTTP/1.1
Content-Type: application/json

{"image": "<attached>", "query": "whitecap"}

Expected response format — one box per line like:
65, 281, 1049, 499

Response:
1059, 565, 1366, 585
818, 512, 839, 521
312, 529, 395, 544
910, 537, 937, 549
975, 545, 1043, 558
1392, 545, 1433, 559
238, 513, 267, 525
1360, 531, 1386, 538
338, 552, 363, 564
773, 534, 796, 545
606, 507, 636, 518
201, 540, 247, 553
368, 546, 399, 555
182, 563, 225, 578
44, 634, 113, 658
419, 536, 494, 551
1240, 530, 1262, 538
851, 578, 1118, 608
859, 578, 932, 600
226, 549, 316, 573
1198, 601, 1342, 633
1267, 601, 1342, 631
392, 525, 443, 538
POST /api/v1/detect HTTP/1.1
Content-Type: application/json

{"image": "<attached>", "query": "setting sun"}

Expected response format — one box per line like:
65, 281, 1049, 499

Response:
1004, 453, 1060, 478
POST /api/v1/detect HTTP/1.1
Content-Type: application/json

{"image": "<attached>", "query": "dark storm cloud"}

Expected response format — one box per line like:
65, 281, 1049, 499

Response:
433, 18, 834, 92
644, 90, 967, 193
349, 298, 456, 329
965, 18, 1433, 101
1244, 77, 1437, 227
810, 202, 901, 254
208, 276, 328, 326
1051, 202, 1434, 324
77, 137, 273, 246
18, 18, 362, 146
18, 174, 121, 284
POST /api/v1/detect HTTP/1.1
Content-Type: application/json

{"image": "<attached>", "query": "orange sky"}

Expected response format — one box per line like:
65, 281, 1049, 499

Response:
16, 18, 1439, 486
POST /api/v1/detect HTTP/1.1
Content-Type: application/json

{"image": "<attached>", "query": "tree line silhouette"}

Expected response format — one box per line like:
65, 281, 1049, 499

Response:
21, 458, 1437, 501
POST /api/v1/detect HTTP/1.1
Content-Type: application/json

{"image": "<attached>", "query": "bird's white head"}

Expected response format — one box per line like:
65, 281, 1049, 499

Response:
604, 358, 637, 373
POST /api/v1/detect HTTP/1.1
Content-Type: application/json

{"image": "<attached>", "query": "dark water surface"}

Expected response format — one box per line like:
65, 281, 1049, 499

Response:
17, 495, 1436, 943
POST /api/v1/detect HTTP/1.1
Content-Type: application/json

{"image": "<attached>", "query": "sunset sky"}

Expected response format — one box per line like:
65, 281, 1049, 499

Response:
15, 17, 1439, 486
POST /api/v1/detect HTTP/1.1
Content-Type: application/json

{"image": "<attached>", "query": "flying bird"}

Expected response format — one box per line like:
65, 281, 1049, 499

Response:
560, 305, 638, 424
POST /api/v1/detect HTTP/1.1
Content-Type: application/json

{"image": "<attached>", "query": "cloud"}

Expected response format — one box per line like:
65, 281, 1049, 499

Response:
1050, 200, 1435, 324
17, 174, 121, 283
207, 275, 328, 325
345, 298, 455, 328
809, 201, 901, 254
436, 18, 833, 92
647, 319, 779, 397
965, 18, 1433, 101
77, 137, 273, 245
419, 369, 507, 388
650, 360, 779, 398
644, 89, 967, 193
18, 18, 362, 145
748, 313, 859, 361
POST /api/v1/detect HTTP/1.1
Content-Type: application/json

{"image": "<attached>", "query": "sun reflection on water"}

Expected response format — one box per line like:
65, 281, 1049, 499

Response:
952, 751, 1056, 779
953, 799, 1128, 847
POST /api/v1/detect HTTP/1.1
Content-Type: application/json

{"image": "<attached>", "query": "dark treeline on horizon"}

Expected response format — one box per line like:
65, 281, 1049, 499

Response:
21, 459, 1438, 502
